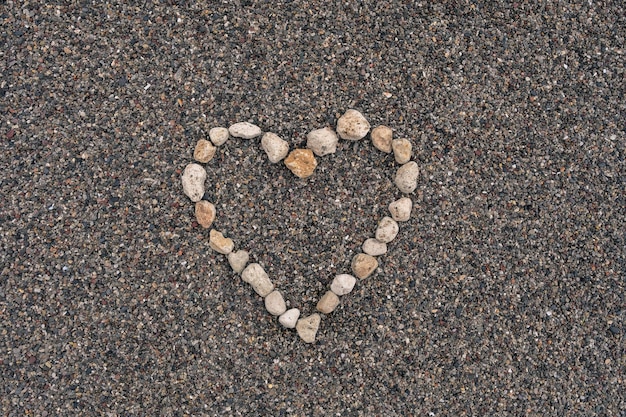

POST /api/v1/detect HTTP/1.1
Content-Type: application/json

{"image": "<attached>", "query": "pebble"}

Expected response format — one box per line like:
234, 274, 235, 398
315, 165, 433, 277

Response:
317, 291, 340, 314
227, 250, 249, 274
208, 127, 229, 146
228, 122, 262, 139
336, 109, 370, 141
389, 197, 413, 221
394, 161, 419, 194
306, 127, 339, 156
375, 216, 399, 243
181, 163, 207, 202
261, 132, 290, 163
265, 290, 287, 316
362, 238, 387, 256
392, 139, 412, 164
193, 139, 216, 163
330, 274, 357, 296
371, 125, 393, 153
209, 229, 234, 255
284, 149, 318, 178
351, 253, 378, 279
195, 200, 216, 228
296, 314, 321, 343
278, 308, 300, 329
241, 263, 274, 297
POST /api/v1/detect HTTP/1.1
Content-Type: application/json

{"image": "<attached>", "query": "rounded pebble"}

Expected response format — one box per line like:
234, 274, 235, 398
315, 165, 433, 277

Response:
209, 229, 234, 255
362, 238, 387, 256
375, 216, 399, 243
195, 200, 216, 228
330, 274, 357, 296
181, 163, 207, 202
228, 122, 262, 139
296, 314, 321, 343
392, 138, 412, 164
227, 250, 249, 274
351, 253, 378, 279
389, 197, 413, 221
241, 263, 274, 297
261, 132, 290, 163
371, 125, 393, 153
193, 139, 216, 163
284, 149, 318, 178
317, 291, 340, 314
306, 127, 339, 156
208, 127, 230, 146
394, 161, 419, 194
265, 290, 287, 316
278, 308, 300, 329
336, 109, 370, 141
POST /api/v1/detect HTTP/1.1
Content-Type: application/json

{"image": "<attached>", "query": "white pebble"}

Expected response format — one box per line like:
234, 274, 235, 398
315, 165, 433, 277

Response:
261, 132, 290, 163
389, 197, 412, 221
296, 314, 321, 343
209, 127, 229, 146
265, 290, 287, 316
375, 217, 399, 243
228, 122, 262, 139
330, 274, 357, 296
336, 109, 370, 141
306, 127, 339, 156
392, 138, 412, 164
227, 250, 249, 273
279, 308, 300, 328
241, 263, 274, 297
181, 163, 206, 202
394, 161, 419, 193
362, 238, 387, 256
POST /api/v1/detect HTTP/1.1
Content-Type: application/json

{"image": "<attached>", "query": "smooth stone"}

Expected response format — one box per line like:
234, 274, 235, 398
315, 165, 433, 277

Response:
330, 274, 357, 296
316, 291, 339, 314
209, 229, 234, 254
389, 197, 413, 221
371, 125, 393, 153
392, 138, 412, 164
279, 308, 300, 329
181, 163, 207, 202
195, 200, 216, 228
336, 109, 370, 141
351, 253, 378, 279
261, 132, 290, 163
228, 122, 262, 139
209, 127, 229, 146
362, 238, 387, 256
265, 290, 287, 316
296, 314, 321, 343
227, 250, 249, 274
306, 127, 338, 156
375, 216, 399, 243
284, 149, 317, 178
241, 263, 274, 297
193, 139, 216, 163
394, 161, 419, 194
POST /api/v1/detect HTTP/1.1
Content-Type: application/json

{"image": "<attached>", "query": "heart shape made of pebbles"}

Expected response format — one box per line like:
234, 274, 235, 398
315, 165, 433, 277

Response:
181, 109, 419, 343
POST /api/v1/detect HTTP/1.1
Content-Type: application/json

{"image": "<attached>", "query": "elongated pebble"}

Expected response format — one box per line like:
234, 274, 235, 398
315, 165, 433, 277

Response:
265, 290, 287, 316
195, 200, 216, 228
229, 122, 262, 139
296, 314, 321, 343
181, 163, 206, 202
394, 161, 419, 193
209, 229, 234, 255
279, 308, 300, 328
371, 125, 393, 153
392, 138, 412, 164
375, 216, 399, 243
389, 197, 412, 221
241, 263, 274, 297
362, 238, 387, 256
330, 274, 357, 296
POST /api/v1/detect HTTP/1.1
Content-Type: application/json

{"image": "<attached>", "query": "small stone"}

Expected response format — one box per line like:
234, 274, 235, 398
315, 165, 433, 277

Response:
181, 163, 207, 202
375, 216, 399, 243
284, 149, 317, 178
330, 274, 357, 296
296, 314, 321, 343
227, 250, 249, 273
317, 291, 340, 314
389, 197, 413, 221
371, 125, 393, 153
241, 263, 274, 297
394, 161, 419, 194
209, 229, 234, 254
279, 308, 300, 328
209, 127, 229, 146
351, 253, 378, 279
261, 132, 290, 163
306, 127, 339, 156
193, 139, 216, 163
265, 290, 287, 316
336, 109, 370, 141
195, 200, 216, 228
362, 238, 387, 256
392, 139, 412, 164
228, 122, 262, 139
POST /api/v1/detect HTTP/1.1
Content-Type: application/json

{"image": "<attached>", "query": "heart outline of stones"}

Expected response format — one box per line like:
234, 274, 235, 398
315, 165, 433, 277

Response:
182, 109, 418, 343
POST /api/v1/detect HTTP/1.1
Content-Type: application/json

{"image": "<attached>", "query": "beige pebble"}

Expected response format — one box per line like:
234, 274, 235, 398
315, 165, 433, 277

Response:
336, 109, 370, 140
306, 127, 338, 156
181, 163, 207, 202
296, 314, 321, 343
241, 263, 274, 297
362, 238, 387, 256
394, 161, 419, 193
389, 197, 413, 221
375, 216, 399, 243
209, 229, 234, 255
227, 250, 249, 273
371, 125, 393, 153
330, 274, 357, 296
284, 149, 317, 178
208, 127, 229, 146
193, 139, 216, 163
278, 308, 300, 328
195, 200, 216, 228
261, 132, 290, 163
392, 139, 412, 164
351, 253, 378, 279
265, 290, 287, 316
228, 122, 262, 139
317, 291, 340, 314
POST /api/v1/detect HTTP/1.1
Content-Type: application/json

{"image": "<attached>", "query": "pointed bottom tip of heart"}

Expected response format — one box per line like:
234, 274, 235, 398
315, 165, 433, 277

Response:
296, 314, 321, 343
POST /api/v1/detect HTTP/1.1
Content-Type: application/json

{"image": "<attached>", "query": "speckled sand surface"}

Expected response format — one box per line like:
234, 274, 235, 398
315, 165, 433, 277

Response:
1, 1, 624, 415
